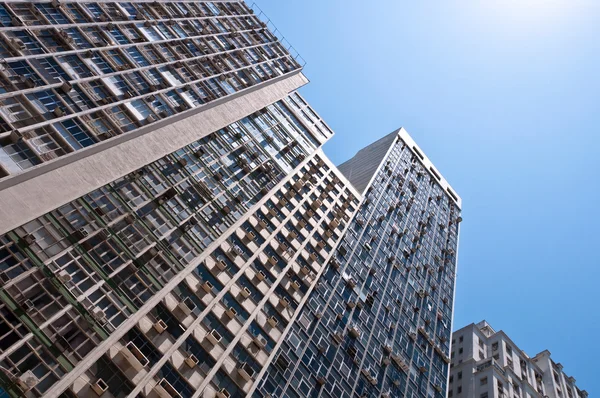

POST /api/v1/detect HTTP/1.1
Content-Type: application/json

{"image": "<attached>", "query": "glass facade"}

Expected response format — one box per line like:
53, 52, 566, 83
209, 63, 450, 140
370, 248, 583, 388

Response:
256, 132, 461, 398
0, 1, 302, 178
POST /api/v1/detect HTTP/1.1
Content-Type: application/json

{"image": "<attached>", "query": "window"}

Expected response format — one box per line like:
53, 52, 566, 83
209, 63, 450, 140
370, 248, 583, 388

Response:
35, 4, 69, 25
448, 390, 453, 398
457, 386, 462, 394
449, 375, 453, 383
492, 342, 499, 351
0, 4, 12, 26
459, 348, 463, 354
480, 393, 488, 398
480, 377, 488, 385
458, 371, 462, 380
57, 54, 95, 79
53, 118, 96, 150
459, 336, 463, 343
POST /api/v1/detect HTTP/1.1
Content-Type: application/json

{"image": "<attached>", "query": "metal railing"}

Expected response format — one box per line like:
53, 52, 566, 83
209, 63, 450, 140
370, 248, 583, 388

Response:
250, 2, 306, 67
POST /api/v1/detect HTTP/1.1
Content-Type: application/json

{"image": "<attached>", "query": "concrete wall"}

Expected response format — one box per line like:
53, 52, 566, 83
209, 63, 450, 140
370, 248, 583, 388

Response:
0, 73, 308, 235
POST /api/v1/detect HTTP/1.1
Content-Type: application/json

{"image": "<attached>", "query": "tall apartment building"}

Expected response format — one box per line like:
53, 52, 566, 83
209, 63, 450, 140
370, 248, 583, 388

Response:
0, 1, 363, 397
449, 321, 588, 398
255, 128, 462, 398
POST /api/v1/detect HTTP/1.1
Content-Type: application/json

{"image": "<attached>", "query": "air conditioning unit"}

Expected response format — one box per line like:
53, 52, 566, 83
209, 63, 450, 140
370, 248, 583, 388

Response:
216, 388, 231, 398
156, 378, 182, 398
121, 342, 149, 371
153, 320, 167, 334
17, 370, 39, 391
238, 362, 255, 381
348, 326, 360, 339
206, 329, 222, 345
22, 299, 34, 311
253, 335, 267, 349
245, 231, 256, 241
56, 270, 72, 283
256, 271, 266, 281
184, 354, 199, 368
267, 316, 279, 327
225, 307, 237, 319
178, 297, 196, 316
279, 297, 290, 308
9, 38, 25, 50
240, 287, 251, 298
215, 259, 227, 271
91, 308, 107, 323
201, 281, 214, 293
91, 378, 108, 395
290, 281, 300, 291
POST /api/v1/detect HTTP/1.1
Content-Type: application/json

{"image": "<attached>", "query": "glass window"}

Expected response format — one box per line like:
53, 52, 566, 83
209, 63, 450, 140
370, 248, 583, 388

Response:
107, 26, 129, 45
56, 54, 95, 79
103, 49, 130, 69
1, 142, 40, 171
0, 4, 12, 27
137, 24, 163, 42
88, 54, 115, 75
65, 28, 92, 49
35, 4, 69, 25
7, 61, 45, 87
119, 3, 139, 20
122, 72, 150, 95
125, 47, 150, 67
63, 4, 88, 23
8, 30, 46, 55
53, 118, 95, 150
82, 3, 106, 20
156, 23, 176, 40
26, 90, 64, 116
36, 57, 71, 84
35, 29, 70, 52
81, 26, 108, 47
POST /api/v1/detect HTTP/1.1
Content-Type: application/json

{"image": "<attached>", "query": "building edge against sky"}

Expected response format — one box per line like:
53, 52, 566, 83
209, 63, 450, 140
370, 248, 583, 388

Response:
450, 321, 588, 398
0, 1, 465, 398
254, 128, 462, 397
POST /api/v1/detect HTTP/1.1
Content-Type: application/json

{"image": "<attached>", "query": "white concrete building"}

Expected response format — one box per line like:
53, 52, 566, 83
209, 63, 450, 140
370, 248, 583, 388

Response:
449, 321, 587, 398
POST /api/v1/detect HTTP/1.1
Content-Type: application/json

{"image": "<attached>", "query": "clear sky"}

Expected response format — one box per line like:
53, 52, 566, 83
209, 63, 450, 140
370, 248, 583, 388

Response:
254, 0, 599, 394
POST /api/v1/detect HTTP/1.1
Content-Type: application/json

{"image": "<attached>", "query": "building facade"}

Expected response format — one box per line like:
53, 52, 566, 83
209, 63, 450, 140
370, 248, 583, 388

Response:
0, 2, 464, 398
255, 128, 462, 398
0, 1, 365, 398
449, 321, 588, 398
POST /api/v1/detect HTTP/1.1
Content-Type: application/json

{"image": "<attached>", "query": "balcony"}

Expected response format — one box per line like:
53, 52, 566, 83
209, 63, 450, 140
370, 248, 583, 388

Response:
238, 362, 256, 381
120, 342, 149, 372
154, 378, 183, 398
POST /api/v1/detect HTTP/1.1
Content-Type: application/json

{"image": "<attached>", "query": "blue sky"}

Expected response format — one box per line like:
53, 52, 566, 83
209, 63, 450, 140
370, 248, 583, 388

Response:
255, 0, 599, 394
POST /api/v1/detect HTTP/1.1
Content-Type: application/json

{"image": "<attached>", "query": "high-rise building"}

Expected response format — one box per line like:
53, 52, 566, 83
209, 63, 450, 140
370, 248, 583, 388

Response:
255, 128, 462, 398
0, 3, 463, 398
449, 321, 588, 398
0, 2, 363, 397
